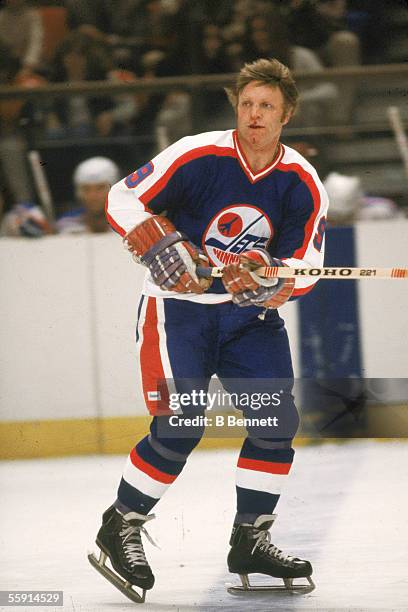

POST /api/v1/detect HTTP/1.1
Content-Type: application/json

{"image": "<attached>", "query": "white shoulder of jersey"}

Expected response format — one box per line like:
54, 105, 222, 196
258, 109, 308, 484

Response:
106, 130, 235, 236
149, 129, 235, 172
174, 129, 235, 150
114, 130, 235, 194
280, 144, 322, 183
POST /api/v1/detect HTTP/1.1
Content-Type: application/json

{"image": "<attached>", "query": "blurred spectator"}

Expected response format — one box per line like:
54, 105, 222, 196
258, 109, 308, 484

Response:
324, 172, 404, 224
132, 49, 175, 139
0, 43, 47, 221
107, 67, 149, 136
45, 32, 143, 138
347, 0, 404, 64
35, 5, 69, 71
195, 21, 231, 123
65, 0, 183, 76
111, 0, 177, 48
286, 0, 360, 122
155, 90, 192, 144
286, 0, 361, 66
65, 0, 114, 36
46, 32, 112, 138
0, 202, 52, 237
201, 0, 235, 26
358, 197, 405, 221
56, 156, 119, 234
324, 171, 362, 224
315, 0, 361, 67
200, 23, 230, 74
0, 0, 44, 75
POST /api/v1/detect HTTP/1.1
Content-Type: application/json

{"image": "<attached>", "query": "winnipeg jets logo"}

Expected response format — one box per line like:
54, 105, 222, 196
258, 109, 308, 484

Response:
217, 213, 243, 237
203, 204, 273, 266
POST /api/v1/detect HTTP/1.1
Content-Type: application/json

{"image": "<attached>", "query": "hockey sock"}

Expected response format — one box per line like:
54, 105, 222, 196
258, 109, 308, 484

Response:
234, 437, 294, 524
117, 417, 204, 514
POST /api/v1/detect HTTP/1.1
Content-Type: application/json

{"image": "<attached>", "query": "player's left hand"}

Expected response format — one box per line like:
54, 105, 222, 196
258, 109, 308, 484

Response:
222, 249, 295, 309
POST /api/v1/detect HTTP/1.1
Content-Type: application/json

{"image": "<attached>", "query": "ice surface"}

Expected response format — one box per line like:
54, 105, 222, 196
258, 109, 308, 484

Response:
1, 440, 407, 611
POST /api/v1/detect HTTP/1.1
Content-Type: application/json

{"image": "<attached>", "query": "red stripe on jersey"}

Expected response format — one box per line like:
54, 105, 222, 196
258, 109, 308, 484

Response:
139, 145, 236, 205
139, 297, 171, 416
276, 162, 321, 260
130, 447, 177, 484
233, 131, 284, 183
237, 457, 292, 475
105, 193, 126, 236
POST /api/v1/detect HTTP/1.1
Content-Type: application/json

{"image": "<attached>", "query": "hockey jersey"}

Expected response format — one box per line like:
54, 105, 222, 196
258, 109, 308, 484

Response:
106, 129, 329, 303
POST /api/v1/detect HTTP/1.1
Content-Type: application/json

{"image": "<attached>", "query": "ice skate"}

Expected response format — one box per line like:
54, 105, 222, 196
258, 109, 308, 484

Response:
227, 514, 315, 595
88, 505, 156, 603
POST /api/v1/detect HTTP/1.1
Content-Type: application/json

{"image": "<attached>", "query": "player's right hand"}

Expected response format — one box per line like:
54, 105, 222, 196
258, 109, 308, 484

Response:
124, 215, 212, 294
222, 248, 295, 308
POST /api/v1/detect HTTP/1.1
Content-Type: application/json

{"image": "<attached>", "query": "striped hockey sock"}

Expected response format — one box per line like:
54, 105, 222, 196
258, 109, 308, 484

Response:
116, 422, 202, 514
235, 437, 294, 524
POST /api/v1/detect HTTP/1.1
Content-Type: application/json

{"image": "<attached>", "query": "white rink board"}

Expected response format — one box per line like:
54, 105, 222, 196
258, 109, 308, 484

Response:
0, 221, 407, 423
0, 234, 299, 422
0, 440, 407, 611
355, 220, 408, 378
0, 237, 96, 420
88, 234, 146, 417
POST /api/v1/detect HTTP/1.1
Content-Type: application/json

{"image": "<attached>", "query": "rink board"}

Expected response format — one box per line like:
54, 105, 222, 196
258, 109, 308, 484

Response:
0, 413, 325, 460
0, 221, 407, 458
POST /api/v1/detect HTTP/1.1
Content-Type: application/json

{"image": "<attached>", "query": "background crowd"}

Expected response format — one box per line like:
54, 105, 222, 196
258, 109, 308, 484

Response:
0, 0, 407, 235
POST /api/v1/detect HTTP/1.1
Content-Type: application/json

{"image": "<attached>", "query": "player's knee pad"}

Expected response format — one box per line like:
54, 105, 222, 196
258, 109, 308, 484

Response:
241, 391, 300, 442
241, 436, 295, 464
150, 414, 205, 457
247, 436, 294, 451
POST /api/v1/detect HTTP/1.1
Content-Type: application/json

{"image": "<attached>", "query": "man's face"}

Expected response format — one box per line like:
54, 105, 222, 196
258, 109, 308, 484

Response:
236, 81, 291, 150
77, 183, 110, 214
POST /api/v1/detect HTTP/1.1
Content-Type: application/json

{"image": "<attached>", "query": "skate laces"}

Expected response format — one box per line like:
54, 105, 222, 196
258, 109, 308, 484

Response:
119, 517, 157, 566
251, 529, 295, 566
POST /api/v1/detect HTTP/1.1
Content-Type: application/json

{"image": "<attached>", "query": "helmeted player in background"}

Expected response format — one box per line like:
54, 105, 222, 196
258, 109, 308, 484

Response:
57, 156, 119, 234
89, 58, 328, 603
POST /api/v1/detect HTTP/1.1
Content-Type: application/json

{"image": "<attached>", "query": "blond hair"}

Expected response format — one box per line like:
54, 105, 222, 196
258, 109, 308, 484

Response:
225, 57, 299, 116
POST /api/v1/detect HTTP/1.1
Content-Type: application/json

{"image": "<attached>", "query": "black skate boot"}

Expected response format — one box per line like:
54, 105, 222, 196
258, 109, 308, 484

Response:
88, 505, 156, 603
227, 514, 315, 594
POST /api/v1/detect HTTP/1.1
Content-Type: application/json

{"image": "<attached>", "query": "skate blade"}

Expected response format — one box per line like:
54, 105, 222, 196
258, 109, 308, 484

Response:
88, 549, 146, 603
227, 574, 315, 595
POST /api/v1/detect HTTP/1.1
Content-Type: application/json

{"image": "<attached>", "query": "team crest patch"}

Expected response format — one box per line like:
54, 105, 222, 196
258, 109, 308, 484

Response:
203, 204, 273, 266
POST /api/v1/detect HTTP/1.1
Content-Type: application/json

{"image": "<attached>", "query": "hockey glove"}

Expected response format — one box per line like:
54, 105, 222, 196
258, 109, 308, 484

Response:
222, 249, 295, 308
124, 215, 212, 294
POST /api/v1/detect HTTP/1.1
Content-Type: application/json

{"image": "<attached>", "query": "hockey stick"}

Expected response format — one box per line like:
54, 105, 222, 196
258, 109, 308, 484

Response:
196, 266, 408, 279
387, 106, 408, 178
27, 149, 55, 223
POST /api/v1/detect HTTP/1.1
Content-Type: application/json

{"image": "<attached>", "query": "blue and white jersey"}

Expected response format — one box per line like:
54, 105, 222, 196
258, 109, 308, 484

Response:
106, 129, 329, 303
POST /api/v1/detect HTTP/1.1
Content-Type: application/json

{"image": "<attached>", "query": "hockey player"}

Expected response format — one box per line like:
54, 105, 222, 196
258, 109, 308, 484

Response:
89, 58, 328, 602
57, 157, 120, 234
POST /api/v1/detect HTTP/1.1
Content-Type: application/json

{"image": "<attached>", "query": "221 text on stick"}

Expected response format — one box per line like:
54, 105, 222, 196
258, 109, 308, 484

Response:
197, 266, 408, 280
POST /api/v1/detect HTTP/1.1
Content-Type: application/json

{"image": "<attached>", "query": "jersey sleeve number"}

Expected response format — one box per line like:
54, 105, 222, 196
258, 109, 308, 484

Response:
125, 161, 154, 189
313, 216, 326, 252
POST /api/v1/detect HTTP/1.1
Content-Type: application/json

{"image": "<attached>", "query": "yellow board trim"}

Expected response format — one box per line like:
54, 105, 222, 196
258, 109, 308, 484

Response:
1, 405, 406, 460
0, 415, 247, 459
0, 415, 311, 460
